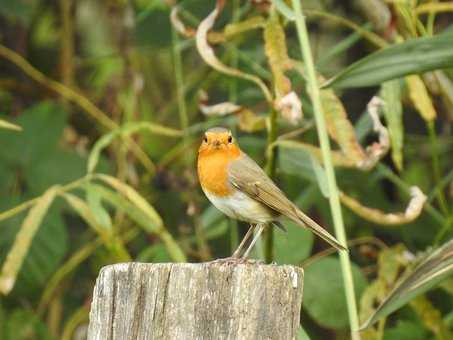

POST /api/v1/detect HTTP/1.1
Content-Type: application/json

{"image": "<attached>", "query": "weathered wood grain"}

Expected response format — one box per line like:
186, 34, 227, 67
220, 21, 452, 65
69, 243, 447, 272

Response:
88, 262, 304, 340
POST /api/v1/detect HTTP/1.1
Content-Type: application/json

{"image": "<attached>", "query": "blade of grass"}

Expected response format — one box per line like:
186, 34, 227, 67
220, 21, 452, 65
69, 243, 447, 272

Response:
317, 23, 373, 69
323, 32, 453, 88
172, 23, 189, 135
0, 119, 22, 131
290, 1, 360, 339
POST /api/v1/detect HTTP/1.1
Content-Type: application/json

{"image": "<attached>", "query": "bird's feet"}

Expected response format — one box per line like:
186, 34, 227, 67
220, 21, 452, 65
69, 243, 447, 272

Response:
208, 257, 265, 265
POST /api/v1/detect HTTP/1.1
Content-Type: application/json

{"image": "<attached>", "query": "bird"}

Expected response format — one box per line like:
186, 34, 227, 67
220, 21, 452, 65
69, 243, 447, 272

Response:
197, 127, 347, 258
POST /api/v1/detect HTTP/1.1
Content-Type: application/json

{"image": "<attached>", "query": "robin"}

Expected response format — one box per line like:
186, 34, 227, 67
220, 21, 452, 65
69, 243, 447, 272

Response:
197, 127, 347, 258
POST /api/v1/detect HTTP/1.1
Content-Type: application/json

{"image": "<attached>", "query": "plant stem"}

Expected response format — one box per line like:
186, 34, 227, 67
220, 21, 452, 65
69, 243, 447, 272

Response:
172, 27, 189, 135
427, 121, 449, 216
229, 0, 240, 103
264, 108, 278, 263
291, 1, 360, 338
173, 25, 213, 258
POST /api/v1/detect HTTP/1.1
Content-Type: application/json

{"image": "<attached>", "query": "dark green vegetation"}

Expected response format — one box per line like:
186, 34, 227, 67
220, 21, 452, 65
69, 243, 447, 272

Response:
0, 1, 452, 339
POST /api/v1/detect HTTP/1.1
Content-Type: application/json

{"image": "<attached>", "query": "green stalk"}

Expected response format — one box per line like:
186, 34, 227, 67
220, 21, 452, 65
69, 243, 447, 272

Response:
229, 0, 240, 253
427, 0, 438, 36
172, 26, 212, 258
264, 108, 278, 263
229, 0, 240, 103
291, 1, 360, 338
427, 121, 449, 216
171, 26, 189, 135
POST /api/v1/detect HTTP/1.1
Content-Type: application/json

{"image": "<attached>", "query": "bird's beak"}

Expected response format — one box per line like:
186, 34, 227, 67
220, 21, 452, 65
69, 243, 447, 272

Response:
213, 140, 222, 149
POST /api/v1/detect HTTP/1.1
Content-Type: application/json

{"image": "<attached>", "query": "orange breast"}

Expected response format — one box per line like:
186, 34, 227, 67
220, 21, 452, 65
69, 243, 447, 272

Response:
198, 147, 240, 197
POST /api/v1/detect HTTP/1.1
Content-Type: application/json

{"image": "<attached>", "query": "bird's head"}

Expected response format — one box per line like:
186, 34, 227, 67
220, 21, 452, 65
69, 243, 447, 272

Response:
198, 127, 240, 157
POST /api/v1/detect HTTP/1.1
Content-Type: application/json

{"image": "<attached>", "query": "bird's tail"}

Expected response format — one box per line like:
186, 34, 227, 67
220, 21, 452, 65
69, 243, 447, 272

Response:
293, 209, 348, 252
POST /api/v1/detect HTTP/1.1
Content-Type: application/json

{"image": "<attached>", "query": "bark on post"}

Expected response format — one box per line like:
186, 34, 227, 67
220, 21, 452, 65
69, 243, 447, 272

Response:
87, 262, 304, 340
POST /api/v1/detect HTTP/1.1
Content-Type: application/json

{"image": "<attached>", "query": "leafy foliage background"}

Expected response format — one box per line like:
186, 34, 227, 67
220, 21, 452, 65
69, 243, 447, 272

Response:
0, 0, 452, 339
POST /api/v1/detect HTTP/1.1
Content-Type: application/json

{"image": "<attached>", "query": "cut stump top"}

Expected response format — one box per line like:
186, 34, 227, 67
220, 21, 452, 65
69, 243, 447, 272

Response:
88, 262, 304, 340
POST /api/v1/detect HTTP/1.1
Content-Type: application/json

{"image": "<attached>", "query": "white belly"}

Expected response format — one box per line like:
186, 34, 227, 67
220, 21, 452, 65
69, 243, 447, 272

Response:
203, 189, 274, 223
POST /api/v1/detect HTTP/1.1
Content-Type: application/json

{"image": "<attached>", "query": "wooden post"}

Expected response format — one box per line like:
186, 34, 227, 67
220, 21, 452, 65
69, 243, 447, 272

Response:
87, 262, 304, 340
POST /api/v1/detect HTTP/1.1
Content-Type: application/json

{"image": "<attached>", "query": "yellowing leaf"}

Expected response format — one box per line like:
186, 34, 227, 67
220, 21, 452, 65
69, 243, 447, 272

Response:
0, 186, 59, 294
87, 121, 182, 173
406, 75, 437, 122
86, 183, 186, 262
361, 240, 453, 329
381, 80, 404, 170
224, 16, 265, 38
0, 119, 22, 131
320, 86, 366, 164
415, 2, 453, 15
95, 174, 163, 228
238, 109, 266, 132
264, 13, 291, 97
61, 193, 107, 236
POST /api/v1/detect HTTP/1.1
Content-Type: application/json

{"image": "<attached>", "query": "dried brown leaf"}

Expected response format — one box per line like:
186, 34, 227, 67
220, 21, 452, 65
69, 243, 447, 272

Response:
275, 91, 303, 125
340, 186, 427, 225
195, 0, 272, 102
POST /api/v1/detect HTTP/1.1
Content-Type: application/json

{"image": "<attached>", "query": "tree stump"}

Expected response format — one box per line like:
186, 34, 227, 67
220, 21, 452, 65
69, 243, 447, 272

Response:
87, 262, 304, 340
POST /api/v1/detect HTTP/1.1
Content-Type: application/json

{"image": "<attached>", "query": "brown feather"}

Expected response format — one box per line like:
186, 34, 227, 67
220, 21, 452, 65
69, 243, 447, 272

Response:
228, 153, 347, 251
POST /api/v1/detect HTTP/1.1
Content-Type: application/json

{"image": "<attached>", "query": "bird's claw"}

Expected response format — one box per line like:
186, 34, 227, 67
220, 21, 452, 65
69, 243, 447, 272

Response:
208, 257, 264, 265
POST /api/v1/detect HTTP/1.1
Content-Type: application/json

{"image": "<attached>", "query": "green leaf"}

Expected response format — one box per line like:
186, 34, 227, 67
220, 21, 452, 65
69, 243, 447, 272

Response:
135, 6, 172, 48
309, 155, 329, 198
4, 308, 53, 340
278, 143, 343, 192
278, 146, 322, 184
24, 150, 87, 196
323, 32, 453, 88
85, 186, 113, 231
136, 243, 172, 263
0, 186, 59, 294
298, 326, 311, 340
0, 101, 67, 167
381, 80, 404, 170
62, 193, 107, 235
383, 321, 429, 340
274, 221, 313, 265
361, 239, 453, 329
303, 257, 367, 329
15, 210, 68, 295
0, 0, 40, 26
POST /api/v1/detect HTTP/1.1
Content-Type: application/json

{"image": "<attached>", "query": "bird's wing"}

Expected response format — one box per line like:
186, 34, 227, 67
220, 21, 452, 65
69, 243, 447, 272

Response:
228, 153, 347, 251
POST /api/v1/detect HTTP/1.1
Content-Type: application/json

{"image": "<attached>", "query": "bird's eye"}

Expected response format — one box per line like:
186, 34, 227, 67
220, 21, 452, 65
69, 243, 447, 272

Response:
228, 136, 232, 143
203, 136, 208, 143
